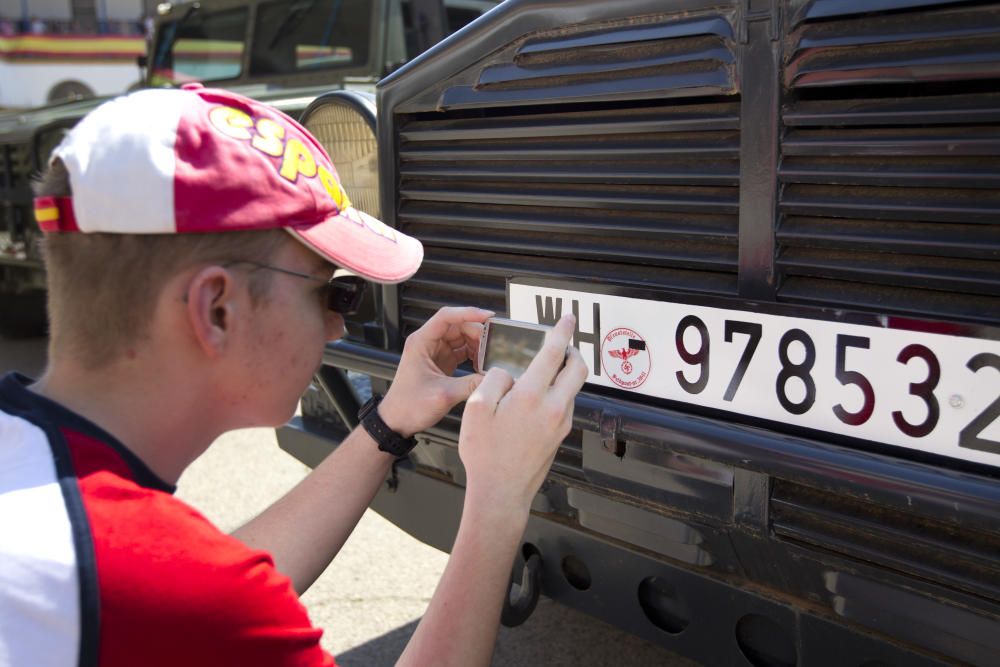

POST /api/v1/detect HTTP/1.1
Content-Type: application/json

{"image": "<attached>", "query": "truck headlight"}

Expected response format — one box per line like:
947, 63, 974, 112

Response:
300, 91, 379, 219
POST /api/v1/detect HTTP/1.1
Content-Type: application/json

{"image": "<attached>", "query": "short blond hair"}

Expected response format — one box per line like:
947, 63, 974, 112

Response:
35, 159, 288, 369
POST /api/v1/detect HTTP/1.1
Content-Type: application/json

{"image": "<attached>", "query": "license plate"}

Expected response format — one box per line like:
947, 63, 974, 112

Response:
508, 279, 1000, 469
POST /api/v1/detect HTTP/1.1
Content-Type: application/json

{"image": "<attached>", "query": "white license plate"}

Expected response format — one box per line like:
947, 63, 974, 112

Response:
508, 280, 1000, 469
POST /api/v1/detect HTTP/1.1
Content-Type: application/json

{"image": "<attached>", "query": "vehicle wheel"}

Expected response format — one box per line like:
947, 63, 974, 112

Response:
0, 289, 48, 338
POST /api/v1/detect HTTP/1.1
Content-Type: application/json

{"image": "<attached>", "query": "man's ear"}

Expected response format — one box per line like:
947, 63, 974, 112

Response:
185, 266, 238, 358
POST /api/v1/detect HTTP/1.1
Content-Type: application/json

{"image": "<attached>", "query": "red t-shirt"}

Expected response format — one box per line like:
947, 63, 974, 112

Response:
0, 372, 337, 667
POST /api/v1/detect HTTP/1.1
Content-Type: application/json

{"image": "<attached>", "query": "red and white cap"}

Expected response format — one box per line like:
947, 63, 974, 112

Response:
33, 84, 423, 284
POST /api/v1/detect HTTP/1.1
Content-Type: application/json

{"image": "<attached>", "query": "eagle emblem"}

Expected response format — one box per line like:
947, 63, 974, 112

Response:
608, 346, 641, 374
601, 328, 650, 390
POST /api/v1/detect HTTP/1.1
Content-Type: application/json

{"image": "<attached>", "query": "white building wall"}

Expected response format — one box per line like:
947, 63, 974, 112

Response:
0, 0, 20, 19
1, 0, 70, 20
34, 0, 70, 20
105, 0, 143, 22
0, 60, 140, 107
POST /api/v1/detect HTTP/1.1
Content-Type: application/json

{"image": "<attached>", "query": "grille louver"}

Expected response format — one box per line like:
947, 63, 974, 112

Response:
397, 97, 743, 331
777, 1, 1000, 324
437, 14, 738, 109
395, 9, 743, 332
772, 479, 1000, 605
397, 103, 739, 334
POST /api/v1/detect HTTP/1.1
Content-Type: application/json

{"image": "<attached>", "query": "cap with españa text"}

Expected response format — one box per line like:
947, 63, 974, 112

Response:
32, 84, 423, 284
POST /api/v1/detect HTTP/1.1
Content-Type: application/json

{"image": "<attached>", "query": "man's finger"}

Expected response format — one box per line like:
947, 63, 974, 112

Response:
461, 321, 485, 367
469, 367, 514, 412
551, 345, 588, 403
441, 320, 471, 348
443, 370, 485, 405
518, 314, 575, 391
460, 321, 484, 346
413, 307, 495, 346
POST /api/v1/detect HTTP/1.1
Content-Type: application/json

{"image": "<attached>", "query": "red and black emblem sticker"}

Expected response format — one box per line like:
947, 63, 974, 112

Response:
601, 327, 650, 389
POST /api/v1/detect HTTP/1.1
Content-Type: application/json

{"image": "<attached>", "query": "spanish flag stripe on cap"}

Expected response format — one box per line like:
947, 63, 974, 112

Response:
33, 197, 79, 232
35, 205, 59, 223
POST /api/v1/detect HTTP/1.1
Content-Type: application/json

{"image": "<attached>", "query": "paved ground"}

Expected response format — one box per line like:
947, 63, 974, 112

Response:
2, 334, 697, 666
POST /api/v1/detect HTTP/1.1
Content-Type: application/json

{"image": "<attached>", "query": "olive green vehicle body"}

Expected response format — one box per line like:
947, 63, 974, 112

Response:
0, 0, 496, 335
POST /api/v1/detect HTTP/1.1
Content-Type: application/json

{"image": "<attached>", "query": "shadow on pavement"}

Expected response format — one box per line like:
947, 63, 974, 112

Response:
334, 598, 695, 667
335, 620, 417, 666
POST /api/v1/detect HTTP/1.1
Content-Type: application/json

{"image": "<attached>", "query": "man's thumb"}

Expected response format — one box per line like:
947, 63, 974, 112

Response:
449, 372, 485, 403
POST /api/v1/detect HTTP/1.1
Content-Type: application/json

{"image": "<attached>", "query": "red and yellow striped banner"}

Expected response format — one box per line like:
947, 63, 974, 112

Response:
0, 35, 144, 62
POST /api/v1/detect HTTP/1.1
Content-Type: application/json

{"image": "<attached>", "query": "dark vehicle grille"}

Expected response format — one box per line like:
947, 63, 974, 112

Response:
395, 9, 741, 333
778, 1, 1000, 324
344, 3, 1000, 663
380, 0, 1000, 484
397, 106, 741, 332
391, 8, 742, 471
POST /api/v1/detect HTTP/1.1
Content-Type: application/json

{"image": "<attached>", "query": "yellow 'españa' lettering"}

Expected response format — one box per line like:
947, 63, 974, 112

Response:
279, 138, 317, 182
209, 106, 253, 140
251, 118, 285, 157
209, 105, 382, 222
318, 166, 350, 211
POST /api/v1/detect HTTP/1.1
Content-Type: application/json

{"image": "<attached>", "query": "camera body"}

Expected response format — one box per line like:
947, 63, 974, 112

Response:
476, 318, 552, 380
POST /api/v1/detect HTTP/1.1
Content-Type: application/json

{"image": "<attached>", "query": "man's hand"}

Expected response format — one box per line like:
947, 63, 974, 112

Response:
235, 307, 492, 594
396, 314, 587, 667
378, 306, 495, 437
458, 314, 588, 515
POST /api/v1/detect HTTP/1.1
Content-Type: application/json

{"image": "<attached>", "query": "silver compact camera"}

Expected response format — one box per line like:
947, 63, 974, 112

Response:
476, 317, 553, 380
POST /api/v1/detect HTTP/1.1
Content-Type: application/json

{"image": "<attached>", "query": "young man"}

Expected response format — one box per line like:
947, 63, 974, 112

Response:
0, 84, 587, 666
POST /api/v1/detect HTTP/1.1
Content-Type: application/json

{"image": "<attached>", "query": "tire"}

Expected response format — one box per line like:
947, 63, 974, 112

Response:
0, 289, 48, 339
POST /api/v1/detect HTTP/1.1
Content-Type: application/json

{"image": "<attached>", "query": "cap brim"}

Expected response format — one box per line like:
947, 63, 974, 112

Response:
287, 207, 423, 284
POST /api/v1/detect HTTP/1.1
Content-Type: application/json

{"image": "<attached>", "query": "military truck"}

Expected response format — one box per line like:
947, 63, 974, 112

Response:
0, 0, 498, 337
278, 0, 1000, 665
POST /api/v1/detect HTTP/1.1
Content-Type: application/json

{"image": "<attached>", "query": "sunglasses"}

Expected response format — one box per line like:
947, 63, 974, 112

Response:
322, 275, 368, 315
226, 261, 369, 315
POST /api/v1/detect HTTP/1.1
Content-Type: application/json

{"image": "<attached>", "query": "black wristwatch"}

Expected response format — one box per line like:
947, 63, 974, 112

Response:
358, 395, 418, 457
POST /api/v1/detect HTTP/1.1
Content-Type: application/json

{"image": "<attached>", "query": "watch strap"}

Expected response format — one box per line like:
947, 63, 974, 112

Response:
358, 395, 418, 457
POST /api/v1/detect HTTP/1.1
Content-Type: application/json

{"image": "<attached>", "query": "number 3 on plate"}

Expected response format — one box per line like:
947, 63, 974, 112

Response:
892, 344, 940, 439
